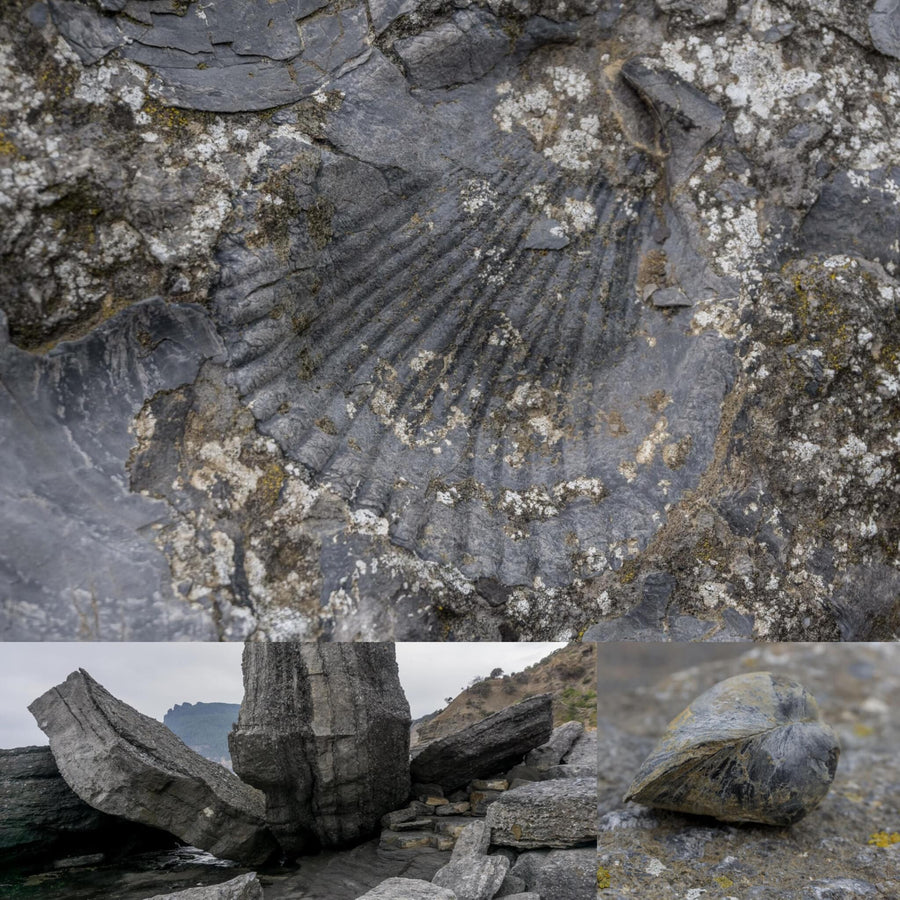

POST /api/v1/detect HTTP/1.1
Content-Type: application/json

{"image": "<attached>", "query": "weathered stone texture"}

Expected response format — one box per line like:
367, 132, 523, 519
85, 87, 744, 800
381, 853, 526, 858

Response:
410, 696, 553, 791
143, 874, 264, 900
28, 669, 277, 865
229, 643, 411, 857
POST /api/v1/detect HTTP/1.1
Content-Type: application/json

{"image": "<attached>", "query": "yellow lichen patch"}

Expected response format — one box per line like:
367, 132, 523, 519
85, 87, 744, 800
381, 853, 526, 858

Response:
714, 875, 735, 889
511, 823, 523, 840
868, 831, 900, 848
597, 866, 611, 890
0, 130, 21, 158
853, 723, 875, 737
255, 462, 285, 507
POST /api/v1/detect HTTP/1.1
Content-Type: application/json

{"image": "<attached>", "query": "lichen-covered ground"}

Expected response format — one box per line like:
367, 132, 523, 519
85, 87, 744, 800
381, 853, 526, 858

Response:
0, 0, 897, 639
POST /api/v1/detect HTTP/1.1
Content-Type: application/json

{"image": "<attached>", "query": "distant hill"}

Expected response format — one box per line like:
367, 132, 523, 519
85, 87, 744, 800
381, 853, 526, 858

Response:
412, 642, 596, 746
163, 702, 240, 769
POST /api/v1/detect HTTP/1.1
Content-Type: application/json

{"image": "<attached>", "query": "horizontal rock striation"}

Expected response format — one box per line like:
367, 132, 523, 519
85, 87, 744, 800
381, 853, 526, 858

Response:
410, 696, 553, 792
28, 669, 278, 865
229, 643, 411, 858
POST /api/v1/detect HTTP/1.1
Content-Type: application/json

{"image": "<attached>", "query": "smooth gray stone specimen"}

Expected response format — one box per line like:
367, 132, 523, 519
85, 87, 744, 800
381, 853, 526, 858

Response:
449, 821, 491, 860
143, 874, 264, 900
533, 848, 596, 900
229, 644, 411, 858
355, 879, 458, 899
28, 669, 277, 865
0, 299, 224, 641
410, 696, 553, 791
624, 672, 840, 826
870, 0, 900, 58
0, 746, 163, 866
370, 0, 422, 33
432, 855, 509, 900
524, 721, 584, 769
48, 0, 125, 63
649, 287, 692, 308
486, 778, 596, 849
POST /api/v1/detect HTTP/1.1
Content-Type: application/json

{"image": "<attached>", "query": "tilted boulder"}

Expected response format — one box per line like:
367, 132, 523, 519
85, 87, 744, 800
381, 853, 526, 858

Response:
410, 696, 553, 791
28, 670, 278, 865
229, 643, 411, 858
0, 745, 168, 867
143, 873, 263, 900
486, 778, 597, 849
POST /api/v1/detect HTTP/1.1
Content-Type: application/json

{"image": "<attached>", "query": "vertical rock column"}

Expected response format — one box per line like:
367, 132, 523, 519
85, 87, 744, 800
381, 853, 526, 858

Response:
229, 643, 411, 858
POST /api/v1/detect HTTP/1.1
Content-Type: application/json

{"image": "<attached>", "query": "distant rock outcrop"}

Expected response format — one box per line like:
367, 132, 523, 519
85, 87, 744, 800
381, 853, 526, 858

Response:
164, 702, 241, 769
229, 643, 411, 858
410, 696, 553, 791
28, 669, 278, 865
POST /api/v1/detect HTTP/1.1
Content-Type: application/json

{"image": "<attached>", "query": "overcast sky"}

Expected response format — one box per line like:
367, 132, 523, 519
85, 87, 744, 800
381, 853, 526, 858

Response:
0, 642, 562, 748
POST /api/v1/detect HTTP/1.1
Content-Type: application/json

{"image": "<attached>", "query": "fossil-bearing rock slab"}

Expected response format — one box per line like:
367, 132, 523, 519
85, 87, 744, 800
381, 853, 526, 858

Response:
597, 643, 900, 898
0, 745, 168, 867
486, 777, 597, 849
1, 0, 898, 640
229, 643, 411, 858
410, 696, 553, 792
28, 669, 278, 865
143, 874, 264, 900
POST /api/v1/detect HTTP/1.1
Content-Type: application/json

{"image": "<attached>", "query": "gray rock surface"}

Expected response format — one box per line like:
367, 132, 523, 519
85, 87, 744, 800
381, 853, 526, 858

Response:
410, 697, 553, 791
28, 669, 277, 865
597, 644, 900, 897
431, 856, 509, 900
355, 878, 457, 900
143, 873, 263, 900
533, 848, 596, 900
524, 721, 584, 769
0, 745, 166, 867
0, 0, 898, 639
486, 778, 596, 849
229, 643, 411, 857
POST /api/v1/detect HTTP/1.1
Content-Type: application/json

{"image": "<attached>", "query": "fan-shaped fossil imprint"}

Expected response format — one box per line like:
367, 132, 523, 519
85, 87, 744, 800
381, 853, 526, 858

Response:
212, 42, 735, 589
625, 672, 840, 826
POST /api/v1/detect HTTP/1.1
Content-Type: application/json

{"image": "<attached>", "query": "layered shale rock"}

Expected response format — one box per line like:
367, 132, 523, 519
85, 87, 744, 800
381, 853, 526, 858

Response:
410, 696, 553, 792
28, 670, 278, 865
0, 745, 168, 867
229, 643, 411, 858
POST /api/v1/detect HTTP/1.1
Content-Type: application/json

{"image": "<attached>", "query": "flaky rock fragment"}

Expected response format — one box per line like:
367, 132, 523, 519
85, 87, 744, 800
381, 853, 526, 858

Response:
143, 874, 264, 900
410, 696, 553, 791
229, 643, 411, 858
28, 670, 277, 865
624, 672, 840, 825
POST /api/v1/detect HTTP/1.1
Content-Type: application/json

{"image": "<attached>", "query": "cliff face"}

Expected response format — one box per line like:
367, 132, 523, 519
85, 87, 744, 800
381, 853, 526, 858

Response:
0, 1, 898, 641
229, 643, 411, 858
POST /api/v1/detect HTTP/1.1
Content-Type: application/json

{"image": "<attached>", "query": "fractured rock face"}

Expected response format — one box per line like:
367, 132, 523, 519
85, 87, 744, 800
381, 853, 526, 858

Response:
486, 778, 597, 849
28, 670, 278, 865
410, 696, 553, 792
229, 643, 411, 858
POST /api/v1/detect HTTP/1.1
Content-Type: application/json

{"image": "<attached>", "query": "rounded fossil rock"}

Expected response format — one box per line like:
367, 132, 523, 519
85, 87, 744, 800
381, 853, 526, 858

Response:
624, 672, 840, 826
